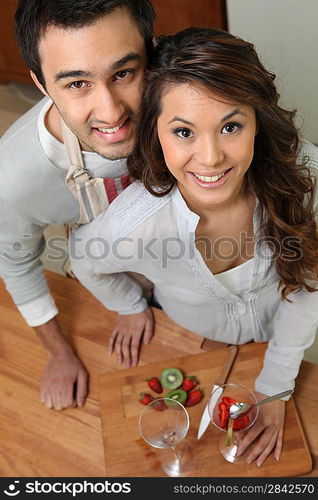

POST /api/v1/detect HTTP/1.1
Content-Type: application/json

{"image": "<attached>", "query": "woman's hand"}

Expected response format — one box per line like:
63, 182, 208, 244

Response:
236, 391, 286, 467
108, 308, 154, 368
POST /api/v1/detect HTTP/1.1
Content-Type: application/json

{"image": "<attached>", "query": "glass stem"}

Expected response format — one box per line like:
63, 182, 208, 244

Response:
171, 444, 181, 462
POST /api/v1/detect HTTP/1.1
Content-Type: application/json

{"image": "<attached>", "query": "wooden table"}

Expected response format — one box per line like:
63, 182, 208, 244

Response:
0, 271, 317, 476
99, 344, 312, 477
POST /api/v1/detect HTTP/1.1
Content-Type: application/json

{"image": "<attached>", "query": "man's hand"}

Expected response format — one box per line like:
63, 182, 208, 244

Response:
35, 317, 88, 410
108, 308, 154, 368
236, 391, 285, 467
40, 349, 88, 410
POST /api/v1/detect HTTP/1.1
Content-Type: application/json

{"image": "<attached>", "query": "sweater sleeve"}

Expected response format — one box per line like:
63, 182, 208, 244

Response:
255, 286, 318, 398
0, 198, 58, 326
69, 216, 148, 315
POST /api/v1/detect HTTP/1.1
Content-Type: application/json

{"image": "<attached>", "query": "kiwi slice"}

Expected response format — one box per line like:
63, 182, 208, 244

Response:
160, 367, 183, 390
165, 389, 187, 405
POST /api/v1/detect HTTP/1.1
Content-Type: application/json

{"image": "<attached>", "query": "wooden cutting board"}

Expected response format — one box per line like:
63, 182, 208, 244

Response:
99, 342, 312, 477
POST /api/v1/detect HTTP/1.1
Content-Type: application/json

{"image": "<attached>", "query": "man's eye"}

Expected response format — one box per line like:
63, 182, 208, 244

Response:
222, 122, 242, 134
68, 81, 88, 89
114, 70, 133, 81
172, 127, 194, 139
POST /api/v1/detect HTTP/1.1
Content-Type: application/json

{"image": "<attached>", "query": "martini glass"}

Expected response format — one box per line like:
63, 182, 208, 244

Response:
139, 397, 195, 476
208, 383, 259, 463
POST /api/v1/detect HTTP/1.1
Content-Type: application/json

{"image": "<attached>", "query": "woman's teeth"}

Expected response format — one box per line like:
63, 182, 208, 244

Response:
193, 172, 225, 182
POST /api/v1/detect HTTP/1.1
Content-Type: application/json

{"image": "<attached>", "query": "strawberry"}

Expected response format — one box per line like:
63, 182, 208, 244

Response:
181, 376, 198, 392
233, 414, 250, 431
185, 388, 203, 407
153, 399, 166, 411
139, 392, 154, 405
147, 377, 163, 394
219, 402, 229, 428
222, 396, 237, 408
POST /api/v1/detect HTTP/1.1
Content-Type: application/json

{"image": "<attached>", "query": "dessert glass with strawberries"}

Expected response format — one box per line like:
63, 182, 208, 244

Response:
138, 398, 195, 476
208, 383, 259, 463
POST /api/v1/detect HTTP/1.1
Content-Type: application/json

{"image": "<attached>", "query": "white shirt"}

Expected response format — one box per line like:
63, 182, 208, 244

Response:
214, 257, 254, 295
70, 168, 318, 398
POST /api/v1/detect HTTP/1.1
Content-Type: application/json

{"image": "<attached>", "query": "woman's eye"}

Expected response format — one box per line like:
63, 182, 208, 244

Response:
222, 122, 242, 134
173, 128, 194, 139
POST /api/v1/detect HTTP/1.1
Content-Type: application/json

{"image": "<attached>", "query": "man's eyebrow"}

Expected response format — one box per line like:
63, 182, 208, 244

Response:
168, 108, 247, 126
54, 52, 142, 83
55, 70, 92, 82
110, 52, 141, 71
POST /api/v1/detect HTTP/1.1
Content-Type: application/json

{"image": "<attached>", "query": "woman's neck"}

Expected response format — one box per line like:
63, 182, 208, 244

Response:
179, 179, 252, 223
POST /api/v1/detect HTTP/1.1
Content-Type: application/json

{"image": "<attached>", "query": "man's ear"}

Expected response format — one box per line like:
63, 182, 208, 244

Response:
30, 70, 48, 96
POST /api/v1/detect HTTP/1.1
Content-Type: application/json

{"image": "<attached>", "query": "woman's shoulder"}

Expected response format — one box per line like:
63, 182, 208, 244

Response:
107, 181, 173, 238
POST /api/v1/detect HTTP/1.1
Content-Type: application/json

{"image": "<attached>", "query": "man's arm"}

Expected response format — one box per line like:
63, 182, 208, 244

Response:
35, 317, 88, 410
0, 200, 88, 410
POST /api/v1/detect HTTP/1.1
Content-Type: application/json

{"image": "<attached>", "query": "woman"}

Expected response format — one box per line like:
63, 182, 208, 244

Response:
70, 28, 318, 465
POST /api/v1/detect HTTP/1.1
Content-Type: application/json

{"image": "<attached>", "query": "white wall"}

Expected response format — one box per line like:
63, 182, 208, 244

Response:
226, 0, 318, 144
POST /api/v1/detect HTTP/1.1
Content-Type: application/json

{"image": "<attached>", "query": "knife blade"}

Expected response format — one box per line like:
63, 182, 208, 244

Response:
197, 345, 238, 440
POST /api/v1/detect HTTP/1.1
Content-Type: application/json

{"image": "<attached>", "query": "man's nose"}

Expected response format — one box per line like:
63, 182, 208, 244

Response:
92, 85, 125, 125
195, 136, 225, 168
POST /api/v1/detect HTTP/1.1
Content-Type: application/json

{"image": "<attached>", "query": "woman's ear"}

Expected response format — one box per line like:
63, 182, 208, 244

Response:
30, 70, 48, 97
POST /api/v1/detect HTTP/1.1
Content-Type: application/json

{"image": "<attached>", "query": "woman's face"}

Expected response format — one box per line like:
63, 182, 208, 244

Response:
157, 83, 257, 213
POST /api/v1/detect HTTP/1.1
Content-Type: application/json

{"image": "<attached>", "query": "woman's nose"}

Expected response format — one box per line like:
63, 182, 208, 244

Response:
195, 136, 225, 168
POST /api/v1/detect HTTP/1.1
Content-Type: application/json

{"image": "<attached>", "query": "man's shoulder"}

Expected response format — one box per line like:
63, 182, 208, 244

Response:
0, 97, 48, 148
298, 138, 318, 170
106, 181, 172, 238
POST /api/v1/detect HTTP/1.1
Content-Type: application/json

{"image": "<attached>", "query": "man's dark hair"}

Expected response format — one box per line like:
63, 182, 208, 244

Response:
15, 0, 155, 86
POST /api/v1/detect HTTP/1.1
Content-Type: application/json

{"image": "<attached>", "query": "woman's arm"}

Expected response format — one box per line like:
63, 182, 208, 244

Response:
239, 286, 318, 466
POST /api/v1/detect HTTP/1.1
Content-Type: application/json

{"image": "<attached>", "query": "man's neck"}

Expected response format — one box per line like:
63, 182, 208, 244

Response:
44, 102, 64, 143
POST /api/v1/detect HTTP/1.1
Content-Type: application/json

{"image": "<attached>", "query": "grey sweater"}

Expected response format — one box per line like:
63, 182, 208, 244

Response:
0, 98, 128, 326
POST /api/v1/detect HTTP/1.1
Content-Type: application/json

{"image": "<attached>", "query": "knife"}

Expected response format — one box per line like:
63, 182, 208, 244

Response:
197, 345, 238, 440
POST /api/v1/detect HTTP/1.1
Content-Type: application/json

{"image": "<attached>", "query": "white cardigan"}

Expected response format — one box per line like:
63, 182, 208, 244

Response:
70, 149, 318, 398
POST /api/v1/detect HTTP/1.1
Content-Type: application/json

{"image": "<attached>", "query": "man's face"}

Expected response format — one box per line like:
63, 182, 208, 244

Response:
37, 7, 147, 159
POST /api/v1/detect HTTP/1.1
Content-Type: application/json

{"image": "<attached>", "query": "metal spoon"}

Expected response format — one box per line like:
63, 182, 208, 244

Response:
229, 389, 294, 419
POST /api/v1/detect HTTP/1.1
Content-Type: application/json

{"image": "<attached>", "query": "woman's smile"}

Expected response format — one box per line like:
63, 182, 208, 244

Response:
157, 83, 257, 213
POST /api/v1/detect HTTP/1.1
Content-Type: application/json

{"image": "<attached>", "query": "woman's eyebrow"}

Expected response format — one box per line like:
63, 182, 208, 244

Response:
221, 108, 247, 122
168, 117, 194, 125
168, 109, 248, 126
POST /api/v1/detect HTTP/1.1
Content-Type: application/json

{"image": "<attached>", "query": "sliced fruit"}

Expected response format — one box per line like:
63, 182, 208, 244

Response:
160, 367, 183, 390
139, 392, 154, 405
181, 376, 198, 392
185, 388, 203, 407
222, 396, 237, 408
219, 402, 229, 429
165, 389, 188, 405
153, 399, 166, 411
233, 414, 250, 431
147, 377, 162, 394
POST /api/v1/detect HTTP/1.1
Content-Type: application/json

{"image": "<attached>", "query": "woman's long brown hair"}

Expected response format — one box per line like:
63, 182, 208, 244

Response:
128, 27, 318, 298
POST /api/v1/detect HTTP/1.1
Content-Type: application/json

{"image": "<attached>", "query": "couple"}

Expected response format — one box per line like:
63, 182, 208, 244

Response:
1, 0, 317, 468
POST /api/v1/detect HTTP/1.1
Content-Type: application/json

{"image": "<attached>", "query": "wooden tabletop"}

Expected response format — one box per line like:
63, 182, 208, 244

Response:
99, 344, 312, 477
0, 271, 317, 476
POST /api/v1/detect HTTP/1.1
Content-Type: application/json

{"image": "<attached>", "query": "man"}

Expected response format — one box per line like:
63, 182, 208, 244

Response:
0, 0, 155, 411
